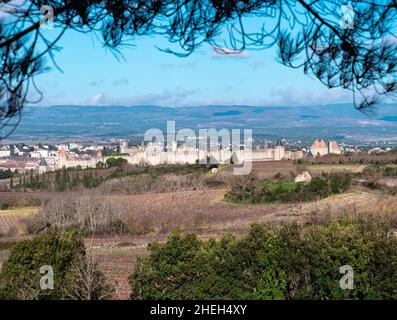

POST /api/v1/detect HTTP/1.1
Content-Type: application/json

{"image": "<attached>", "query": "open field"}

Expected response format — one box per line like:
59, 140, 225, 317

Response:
220, 161, 366, 179
0, 207, 37, 270
90, 244, 147, 300
294, 163, 366, 174
92, 188, 397, 298
221, 160, 296, 178
4, 187, 395, 299
0, 207, 37, 237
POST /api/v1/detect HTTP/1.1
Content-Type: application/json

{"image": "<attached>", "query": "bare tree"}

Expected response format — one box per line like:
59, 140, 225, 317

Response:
0, 0, 396, 137
63, 251, 115, 300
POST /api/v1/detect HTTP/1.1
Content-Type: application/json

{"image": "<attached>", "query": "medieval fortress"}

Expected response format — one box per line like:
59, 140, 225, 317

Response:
0, 138, 342, 173
58, 139, 305, 170
57, 138, 341, 170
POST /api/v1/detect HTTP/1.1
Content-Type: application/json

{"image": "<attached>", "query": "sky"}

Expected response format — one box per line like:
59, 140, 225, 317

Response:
31, 18, 357, 107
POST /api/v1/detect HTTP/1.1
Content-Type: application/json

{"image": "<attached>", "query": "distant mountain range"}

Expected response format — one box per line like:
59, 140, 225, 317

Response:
4, 103, 397, 144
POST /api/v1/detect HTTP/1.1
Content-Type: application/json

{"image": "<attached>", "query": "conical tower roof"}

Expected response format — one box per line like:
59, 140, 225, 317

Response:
275, 139, 284, 147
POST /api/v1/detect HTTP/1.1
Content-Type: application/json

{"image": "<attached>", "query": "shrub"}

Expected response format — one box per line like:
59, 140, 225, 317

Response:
0, 169, 12, 180
106, 157, 127, 168
384, 166, 397, 177
0, 228, 113, 300
129, 218, 397, 300
225, 173, 351, 204
0, 229, 84, 299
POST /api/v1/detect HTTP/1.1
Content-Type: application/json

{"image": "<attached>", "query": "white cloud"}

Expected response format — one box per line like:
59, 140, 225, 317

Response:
261, 87, 353, 105
35, 85, 358, 107
80, 87, 202, 106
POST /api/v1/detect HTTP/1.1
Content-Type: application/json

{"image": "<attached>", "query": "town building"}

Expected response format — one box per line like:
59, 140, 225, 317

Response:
310, 139, 342, 157
328, 141, 342, 154
0, 150, 11, 158
310, 139, 328, 157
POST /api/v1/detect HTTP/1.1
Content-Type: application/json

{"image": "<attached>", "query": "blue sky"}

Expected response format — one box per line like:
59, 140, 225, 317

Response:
32, 22, 355, 107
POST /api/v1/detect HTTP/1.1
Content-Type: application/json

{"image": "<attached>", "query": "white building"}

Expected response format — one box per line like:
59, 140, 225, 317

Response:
69, 142, 82, 150
328, 141, 342, 154
38, 150, 49, 158
310, 139, 328, 157
30, 151, 41, 158
0, 150, 11, 158
310, 139, 342, 157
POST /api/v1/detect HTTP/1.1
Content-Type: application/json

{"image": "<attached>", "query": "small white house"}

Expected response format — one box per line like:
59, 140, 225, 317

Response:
295, 171, 312, 183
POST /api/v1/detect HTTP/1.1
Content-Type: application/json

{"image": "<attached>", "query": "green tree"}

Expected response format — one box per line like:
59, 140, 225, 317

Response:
0, 229, 85, 299
96, 161, 104, 169
106, 157, 127, 168
0, 229, 113, 300
130, 227, 282, 300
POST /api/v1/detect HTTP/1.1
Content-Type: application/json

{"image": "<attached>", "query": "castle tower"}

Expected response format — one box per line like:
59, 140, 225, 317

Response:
274, 139, 285, 161
57, 148, 68, 168
119, 140, 128, 153
328, 140, 342, 154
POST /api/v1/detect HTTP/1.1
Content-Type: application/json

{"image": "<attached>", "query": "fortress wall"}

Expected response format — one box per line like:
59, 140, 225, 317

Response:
56, 146, 303, 170
58, 157, 104, 169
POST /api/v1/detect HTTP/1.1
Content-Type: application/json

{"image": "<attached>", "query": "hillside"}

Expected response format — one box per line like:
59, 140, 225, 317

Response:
6, 103, 397, 143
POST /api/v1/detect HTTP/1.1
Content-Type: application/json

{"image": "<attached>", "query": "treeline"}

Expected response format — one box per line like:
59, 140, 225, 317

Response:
7, 156, 127, 192
130, 218, 397, 300
294, 152, 397, 165
0, 194, 42, 210
26, 193, 154, 236
7, 160, 207, 192
104, 161, 207, 181
225, 173, 351, 204
8, 167, 103, 192
359, 165, 397, 179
